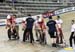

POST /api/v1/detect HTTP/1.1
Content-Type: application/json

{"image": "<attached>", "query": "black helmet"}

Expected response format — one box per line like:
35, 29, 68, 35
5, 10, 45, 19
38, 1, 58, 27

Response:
49, 16, 52, 19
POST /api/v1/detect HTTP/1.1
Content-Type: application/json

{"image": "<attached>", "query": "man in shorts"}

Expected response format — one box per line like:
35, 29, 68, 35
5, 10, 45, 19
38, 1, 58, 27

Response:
47, 16, 57, 47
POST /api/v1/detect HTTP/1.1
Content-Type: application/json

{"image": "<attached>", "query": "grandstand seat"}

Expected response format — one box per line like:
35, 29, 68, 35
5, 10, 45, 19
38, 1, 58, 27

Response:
0, 0, 74, 19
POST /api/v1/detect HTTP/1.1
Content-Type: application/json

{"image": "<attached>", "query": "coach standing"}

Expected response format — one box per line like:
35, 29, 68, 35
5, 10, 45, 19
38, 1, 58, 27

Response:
23, 14, 35, 43
46, 16, 57, 47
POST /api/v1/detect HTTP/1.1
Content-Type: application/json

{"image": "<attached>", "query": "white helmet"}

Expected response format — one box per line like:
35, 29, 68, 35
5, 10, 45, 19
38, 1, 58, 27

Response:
7, 15, 11, 19
23, 18, 26, 21
38, 18, 42, 22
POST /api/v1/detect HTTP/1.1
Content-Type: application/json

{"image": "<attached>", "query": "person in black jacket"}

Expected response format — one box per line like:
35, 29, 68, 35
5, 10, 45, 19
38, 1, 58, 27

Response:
23, 14, 35, 43
46, 16, 57, 47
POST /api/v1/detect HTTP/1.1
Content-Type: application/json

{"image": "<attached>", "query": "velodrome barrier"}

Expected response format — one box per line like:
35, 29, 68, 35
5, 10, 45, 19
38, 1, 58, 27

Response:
0, 7, 75, 26
54, 7, 75, 15
0, 19, 6, 26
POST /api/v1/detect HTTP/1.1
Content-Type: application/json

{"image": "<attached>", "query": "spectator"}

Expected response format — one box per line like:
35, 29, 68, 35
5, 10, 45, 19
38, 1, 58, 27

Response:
69, 20, 75, 48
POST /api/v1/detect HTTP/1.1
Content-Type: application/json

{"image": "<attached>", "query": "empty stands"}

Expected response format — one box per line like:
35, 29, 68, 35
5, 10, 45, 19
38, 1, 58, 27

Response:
0, 0, 74, 18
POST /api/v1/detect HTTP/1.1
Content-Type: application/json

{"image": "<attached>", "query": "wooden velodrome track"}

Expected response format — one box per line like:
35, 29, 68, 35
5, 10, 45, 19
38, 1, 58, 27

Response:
0, 11, 75, 52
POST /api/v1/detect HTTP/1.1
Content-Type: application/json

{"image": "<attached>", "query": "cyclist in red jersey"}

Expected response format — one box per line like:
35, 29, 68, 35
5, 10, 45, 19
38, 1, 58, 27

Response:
22, 18, 26, 30
6, 15, 19, 40
22, 18, 30, 41
38, 17, 47, 44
